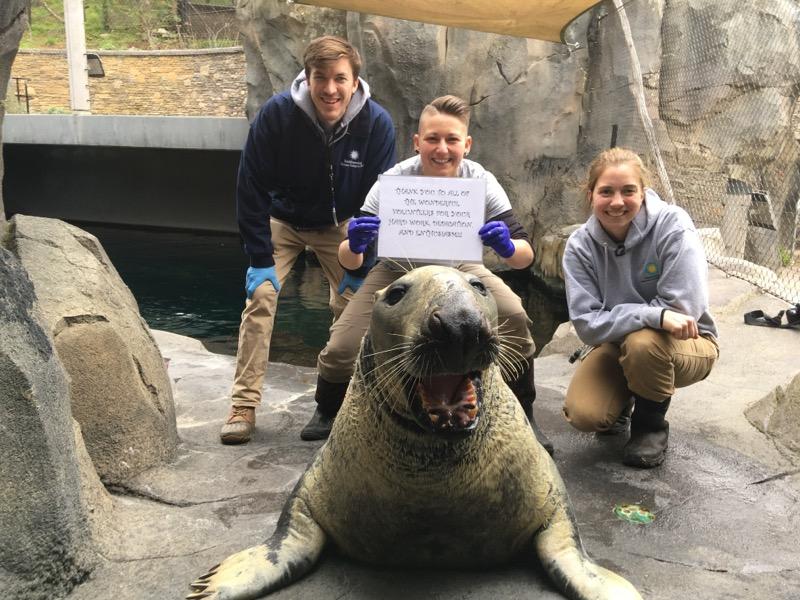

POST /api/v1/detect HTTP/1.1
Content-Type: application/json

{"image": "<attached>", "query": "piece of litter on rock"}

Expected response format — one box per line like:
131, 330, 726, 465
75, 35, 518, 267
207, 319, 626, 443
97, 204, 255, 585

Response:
613, 503, 655, 524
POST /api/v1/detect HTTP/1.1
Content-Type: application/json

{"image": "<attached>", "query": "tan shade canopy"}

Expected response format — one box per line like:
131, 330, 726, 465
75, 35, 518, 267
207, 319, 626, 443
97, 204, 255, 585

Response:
295, 0, 602, 43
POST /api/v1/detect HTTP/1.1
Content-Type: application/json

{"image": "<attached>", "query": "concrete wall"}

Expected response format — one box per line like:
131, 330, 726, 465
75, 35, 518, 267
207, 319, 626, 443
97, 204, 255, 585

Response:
3, 114, 249, 150
3, 144, 241, 232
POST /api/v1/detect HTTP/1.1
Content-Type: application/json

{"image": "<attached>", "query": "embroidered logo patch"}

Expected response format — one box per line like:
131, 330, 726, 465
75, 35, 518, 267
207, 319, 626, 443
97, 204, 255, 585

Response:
642, 261, 660, 281
341, 149, 364, 169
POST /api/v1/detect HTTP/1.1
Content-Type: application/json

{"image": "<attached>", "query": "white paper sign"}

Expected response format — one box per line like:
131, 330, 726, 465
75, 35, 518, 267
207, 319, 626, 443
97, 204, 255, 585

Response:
376, 175, 486, 264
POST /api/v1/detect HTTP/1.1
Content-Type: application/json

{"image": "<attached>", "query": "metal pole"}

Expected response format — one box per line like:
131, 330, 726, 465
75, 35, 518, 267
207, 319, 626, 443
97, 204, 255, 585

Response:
64, 0, 91, 113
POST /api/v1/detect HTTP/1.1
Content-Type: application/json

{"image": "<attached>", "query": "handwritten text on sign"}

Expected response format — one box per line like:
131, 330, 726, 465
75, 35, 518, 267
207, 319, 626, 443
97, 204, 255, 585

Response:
377, 175, 486, 263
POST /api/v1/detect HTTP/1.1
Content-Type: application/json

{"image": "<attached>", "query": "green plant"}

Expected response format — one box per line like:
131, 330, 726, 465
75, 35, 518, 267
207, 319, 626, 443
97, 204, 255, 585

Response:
22, 0, 186, 50
189, 37, 238, 49
778, 246, 793, 267
45, 106, 71, 114
2, 91, 27, 114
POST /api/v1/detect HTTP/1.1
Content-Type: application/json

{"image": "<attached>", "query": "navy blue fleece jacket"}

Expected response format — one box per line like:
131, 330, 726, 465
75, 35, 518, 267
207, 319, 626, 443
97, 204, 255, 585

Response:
236, 72, 397, 268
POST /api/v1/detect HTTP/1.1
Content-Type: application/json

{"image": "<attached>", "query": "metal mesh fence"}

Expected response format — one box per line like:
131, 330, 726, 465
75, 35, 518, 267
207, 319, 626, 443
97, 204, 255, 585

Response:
592, 0, 800, 304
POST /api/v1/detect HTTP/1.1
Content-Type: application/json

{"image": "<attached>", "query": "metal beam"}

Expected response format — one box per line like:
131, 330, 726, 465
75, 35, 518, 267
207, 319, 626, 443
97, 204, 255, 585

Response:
64, 0, 91, 113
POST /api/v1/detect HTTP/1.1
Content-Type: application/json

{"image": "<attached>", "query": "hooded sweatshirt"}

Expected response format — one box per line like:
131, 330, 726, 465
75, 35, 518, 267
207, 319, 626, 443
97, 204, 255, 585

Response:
563, 189, 718, 346
235, 71, 397, 267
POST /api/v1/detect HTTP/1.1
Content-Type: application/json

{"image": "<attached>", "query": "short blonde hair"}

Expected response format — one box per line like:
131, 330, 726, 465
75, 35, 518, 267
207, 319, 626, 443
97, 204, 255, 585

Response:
420, 95, 471, 128
303, 36, 362, 80
585, 147, 650, 197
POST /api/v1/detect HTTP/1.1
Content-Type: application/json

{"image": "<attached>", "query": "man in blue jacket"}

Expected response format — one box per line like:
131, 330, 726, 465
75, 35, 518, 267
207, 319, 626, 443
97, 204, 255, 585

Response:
221, 35, 397, 445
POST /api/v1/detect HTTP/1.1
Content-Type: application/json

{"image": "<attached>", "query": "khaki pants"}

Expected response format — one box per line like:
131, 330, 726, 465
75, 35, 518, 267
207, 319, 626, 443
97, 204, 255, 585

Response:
563, 328, 719, 432
231, 218, 351, 407
317, 261, 535, 383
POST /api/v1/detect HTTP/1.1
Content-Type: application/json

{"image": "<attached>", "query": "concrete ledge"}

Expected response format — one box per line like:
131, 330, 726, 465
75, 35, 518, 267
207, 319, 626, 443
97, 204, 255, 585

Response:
3, 114, 249, 150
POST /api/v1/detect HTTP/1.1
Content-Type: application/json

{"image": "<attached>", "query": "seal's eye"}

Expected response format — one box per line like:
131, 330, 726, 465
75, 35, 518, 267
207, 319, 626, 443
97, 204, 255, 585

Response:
470, 280, 488, 296
385, 285, 407, 306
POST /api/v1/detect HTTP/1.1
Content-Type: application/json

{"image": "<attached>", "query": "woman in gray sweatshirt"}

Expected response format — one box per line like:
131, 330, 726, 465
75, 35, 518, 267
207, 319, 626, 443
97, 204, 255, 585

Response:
562, 147, 719, 468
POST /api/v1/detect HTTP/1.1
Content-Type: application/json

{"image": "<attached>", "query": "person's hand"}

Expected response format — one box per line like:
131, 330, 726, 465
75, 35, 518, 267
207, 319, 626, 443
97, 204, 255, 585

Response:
347, 216, 381, 254
661, 309, 699, 340
245, 266, 280, 299
337, 272, 365, 295
478, 221, 515, 258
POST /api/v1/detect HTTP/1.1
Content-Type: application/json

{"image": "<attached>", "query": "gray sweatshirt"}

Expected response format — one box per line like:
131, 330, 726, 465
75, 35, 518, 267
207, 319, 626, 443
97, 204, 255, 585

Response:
563, 189, 718, 346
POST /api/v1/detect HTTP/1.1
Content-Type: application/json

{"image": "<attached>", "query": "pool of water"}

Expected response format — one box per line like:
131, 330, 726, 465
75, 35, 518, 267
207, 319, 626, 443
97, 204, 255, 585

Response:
81, 223, 568, 366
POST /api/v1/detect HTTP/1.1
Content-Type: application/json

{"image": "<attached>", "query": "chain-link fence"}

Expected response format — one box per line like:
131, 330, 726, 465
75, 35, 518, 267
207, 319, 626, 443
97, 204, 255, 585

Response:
590, 0, 800, 304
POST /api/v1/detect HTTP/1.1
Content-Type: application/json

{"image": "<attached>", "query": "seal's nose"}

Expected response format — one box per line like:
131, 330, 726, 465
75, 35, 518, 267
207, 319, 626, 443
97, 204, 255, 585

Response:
427, 303, 492, 369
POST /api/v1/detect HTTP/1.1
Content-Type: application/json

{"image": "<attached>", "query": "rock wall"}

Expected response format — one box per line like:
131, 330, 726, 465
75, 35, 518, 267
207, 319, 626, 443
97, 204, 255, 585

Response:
236, 0, 800, 259
236, 0, 591, 241
583, 0, 800, 256
10, 48, 247, 116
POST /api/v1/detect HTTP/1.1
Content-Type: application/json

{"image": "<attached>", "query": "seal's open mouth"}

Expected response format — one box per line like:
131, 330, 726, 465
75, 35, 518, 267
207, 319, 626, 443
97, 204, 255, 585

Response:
409, 371, 483, 434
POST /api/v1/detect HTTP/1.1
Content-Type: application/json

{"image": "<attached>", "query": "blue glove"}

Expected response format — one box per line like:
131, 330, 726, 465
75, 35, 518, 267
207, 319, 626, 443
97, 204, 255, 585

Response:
337, 272, 365, 295
479, 221, 515, 259
347, 216, 381, 254
245, 266, 280, 299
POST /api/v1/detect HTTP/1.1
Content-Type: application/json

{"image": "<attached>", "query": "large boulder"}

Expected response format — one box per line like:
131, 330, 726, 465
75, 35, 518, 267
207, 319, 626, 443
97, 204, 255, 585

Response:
746, 372, 800, 460
0, 245, 97, 599
8, 215, 178, 484
0, 0, 30, 221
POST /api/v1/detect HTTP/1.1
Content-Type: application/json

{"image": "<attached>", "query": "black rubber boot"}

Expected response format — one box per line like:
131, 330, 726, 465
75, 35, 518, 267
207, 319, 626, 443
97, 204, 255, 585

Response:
508, 357, 554, 456
596, 399, 634, 436
300, 376, 348, 441
623, 396, 670, 468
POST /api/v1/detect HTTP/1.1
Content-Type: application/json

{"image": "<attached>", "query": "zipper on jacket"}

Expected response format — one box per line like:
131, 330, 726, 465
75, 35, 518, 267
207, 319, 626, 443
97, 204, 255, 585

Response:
327, 123, 351, 227
327, 144, 338, 226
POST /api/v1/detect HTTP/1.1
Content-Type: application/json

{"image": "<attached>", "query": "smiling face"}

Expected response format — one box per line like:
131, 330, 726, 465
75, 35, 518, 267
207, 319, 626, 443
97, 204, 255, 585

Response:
589, 162, 645, 242
413, 112, 472, 178
308, 57, 358, 128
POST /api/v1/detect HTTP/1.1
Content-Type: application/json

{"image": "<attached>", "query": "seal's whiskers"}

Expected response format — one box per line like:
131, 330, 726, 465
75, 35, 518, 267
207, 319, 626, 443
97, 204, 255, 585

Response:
361, 342, 414, 359
369, 350, 417, 397
374, 354, 420, 413
494, 342, 526, 381
384, 256, 411, 273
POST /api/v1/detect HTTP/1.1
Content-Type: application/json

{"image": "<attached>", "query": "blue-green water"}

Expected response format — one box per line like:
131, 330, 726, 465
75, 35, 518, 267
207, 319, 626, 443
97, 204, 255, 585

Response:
82, 224, 568, 366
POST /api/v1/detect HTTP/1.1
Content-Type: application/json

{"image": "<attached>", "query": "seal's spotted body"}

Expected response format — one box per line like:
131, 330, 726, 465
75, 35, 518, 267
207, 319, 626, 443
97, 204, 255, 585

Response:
189, 266, 641, 600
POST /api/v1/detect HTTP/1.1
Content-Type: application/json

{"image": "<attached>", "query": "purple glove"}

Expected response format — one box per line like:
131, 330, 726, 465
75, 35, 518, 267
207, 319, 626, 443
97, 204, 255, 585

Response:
347, 216, 381, 254
479, 221, 515, 258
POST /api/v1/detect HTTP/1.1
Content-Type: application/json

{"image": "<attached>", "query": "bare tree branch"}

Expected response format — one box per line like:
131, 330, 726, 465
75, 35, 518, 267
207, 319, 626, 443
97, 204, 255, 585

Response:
41, 1, 65, 23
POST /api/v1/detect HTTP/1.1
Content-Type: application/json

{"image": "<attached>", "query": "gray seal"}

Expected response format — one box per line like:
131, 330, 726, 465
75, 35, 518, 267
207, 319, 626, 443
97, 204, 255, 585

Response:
188, 265, 641, 600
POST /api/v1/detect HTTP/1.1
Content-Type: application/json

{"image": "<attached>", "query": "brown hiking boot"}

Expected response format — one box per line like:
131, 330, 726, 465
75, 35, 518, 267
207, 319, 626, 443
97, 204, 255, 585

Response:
220, 405, 255, 445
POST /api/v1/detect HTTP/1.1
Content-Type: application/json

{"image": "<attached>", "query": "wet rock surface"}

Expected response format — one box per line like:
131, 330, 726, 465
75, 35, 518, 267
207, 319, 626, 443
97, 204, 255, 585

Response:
65, 268, 800, 600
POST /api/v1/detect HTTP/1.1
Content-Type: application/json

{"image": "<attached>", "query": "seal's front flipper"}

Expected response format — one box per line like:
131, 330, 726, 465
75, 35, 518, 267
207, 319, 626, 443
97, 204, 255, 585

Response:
534, 506, 642, 600
187, 496, 326, 600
